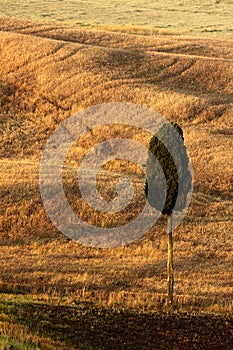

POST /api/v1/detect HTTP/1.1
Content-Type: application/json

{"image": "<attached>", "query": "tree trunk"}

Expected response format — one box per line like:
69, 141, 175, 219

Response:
167, 214, 174, 306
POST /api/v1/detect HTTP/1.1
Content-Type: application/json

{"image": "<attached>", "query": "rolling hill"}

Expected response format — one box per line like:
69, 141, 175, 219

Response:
0, 17, 233, 348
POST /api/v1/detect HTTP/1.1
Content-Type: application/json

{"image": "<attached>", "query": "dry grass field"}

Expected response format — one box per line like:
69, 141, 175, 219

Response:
1, 0, 233, 38
0, 17, 233, 349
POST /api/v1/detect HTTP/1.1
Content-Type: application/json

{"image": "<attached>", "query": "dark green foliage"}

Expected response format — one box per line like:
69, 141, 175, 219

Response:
145, 122, 192, 215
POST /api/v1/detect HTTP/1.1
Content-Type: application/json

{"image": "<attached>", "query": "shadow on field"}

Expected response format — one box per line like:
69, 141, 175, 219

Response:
0, 299, 232, 349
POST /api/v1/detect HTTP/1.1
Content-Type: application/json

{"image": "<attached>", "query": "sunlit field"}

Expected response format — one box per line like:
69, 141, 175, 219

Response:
0, 14, 233, 349
0, 0, 233, 37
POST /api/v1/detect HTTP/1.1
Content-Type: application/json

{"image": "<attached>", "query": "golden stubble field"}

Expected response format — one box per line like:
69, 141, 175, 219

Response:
1, 0, 233, 38
0, 16, 233, 323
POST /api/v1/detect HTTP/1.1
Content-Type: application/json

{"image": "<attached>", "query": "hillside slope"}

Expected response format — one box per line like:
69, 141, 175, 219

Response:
1, 17, 232, 186
0, 18, 232, 312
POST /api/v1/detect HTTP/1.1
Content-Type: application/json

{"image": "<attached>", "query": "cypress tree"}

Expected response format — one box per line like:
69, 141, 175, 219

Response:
145, 122, 192, 306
